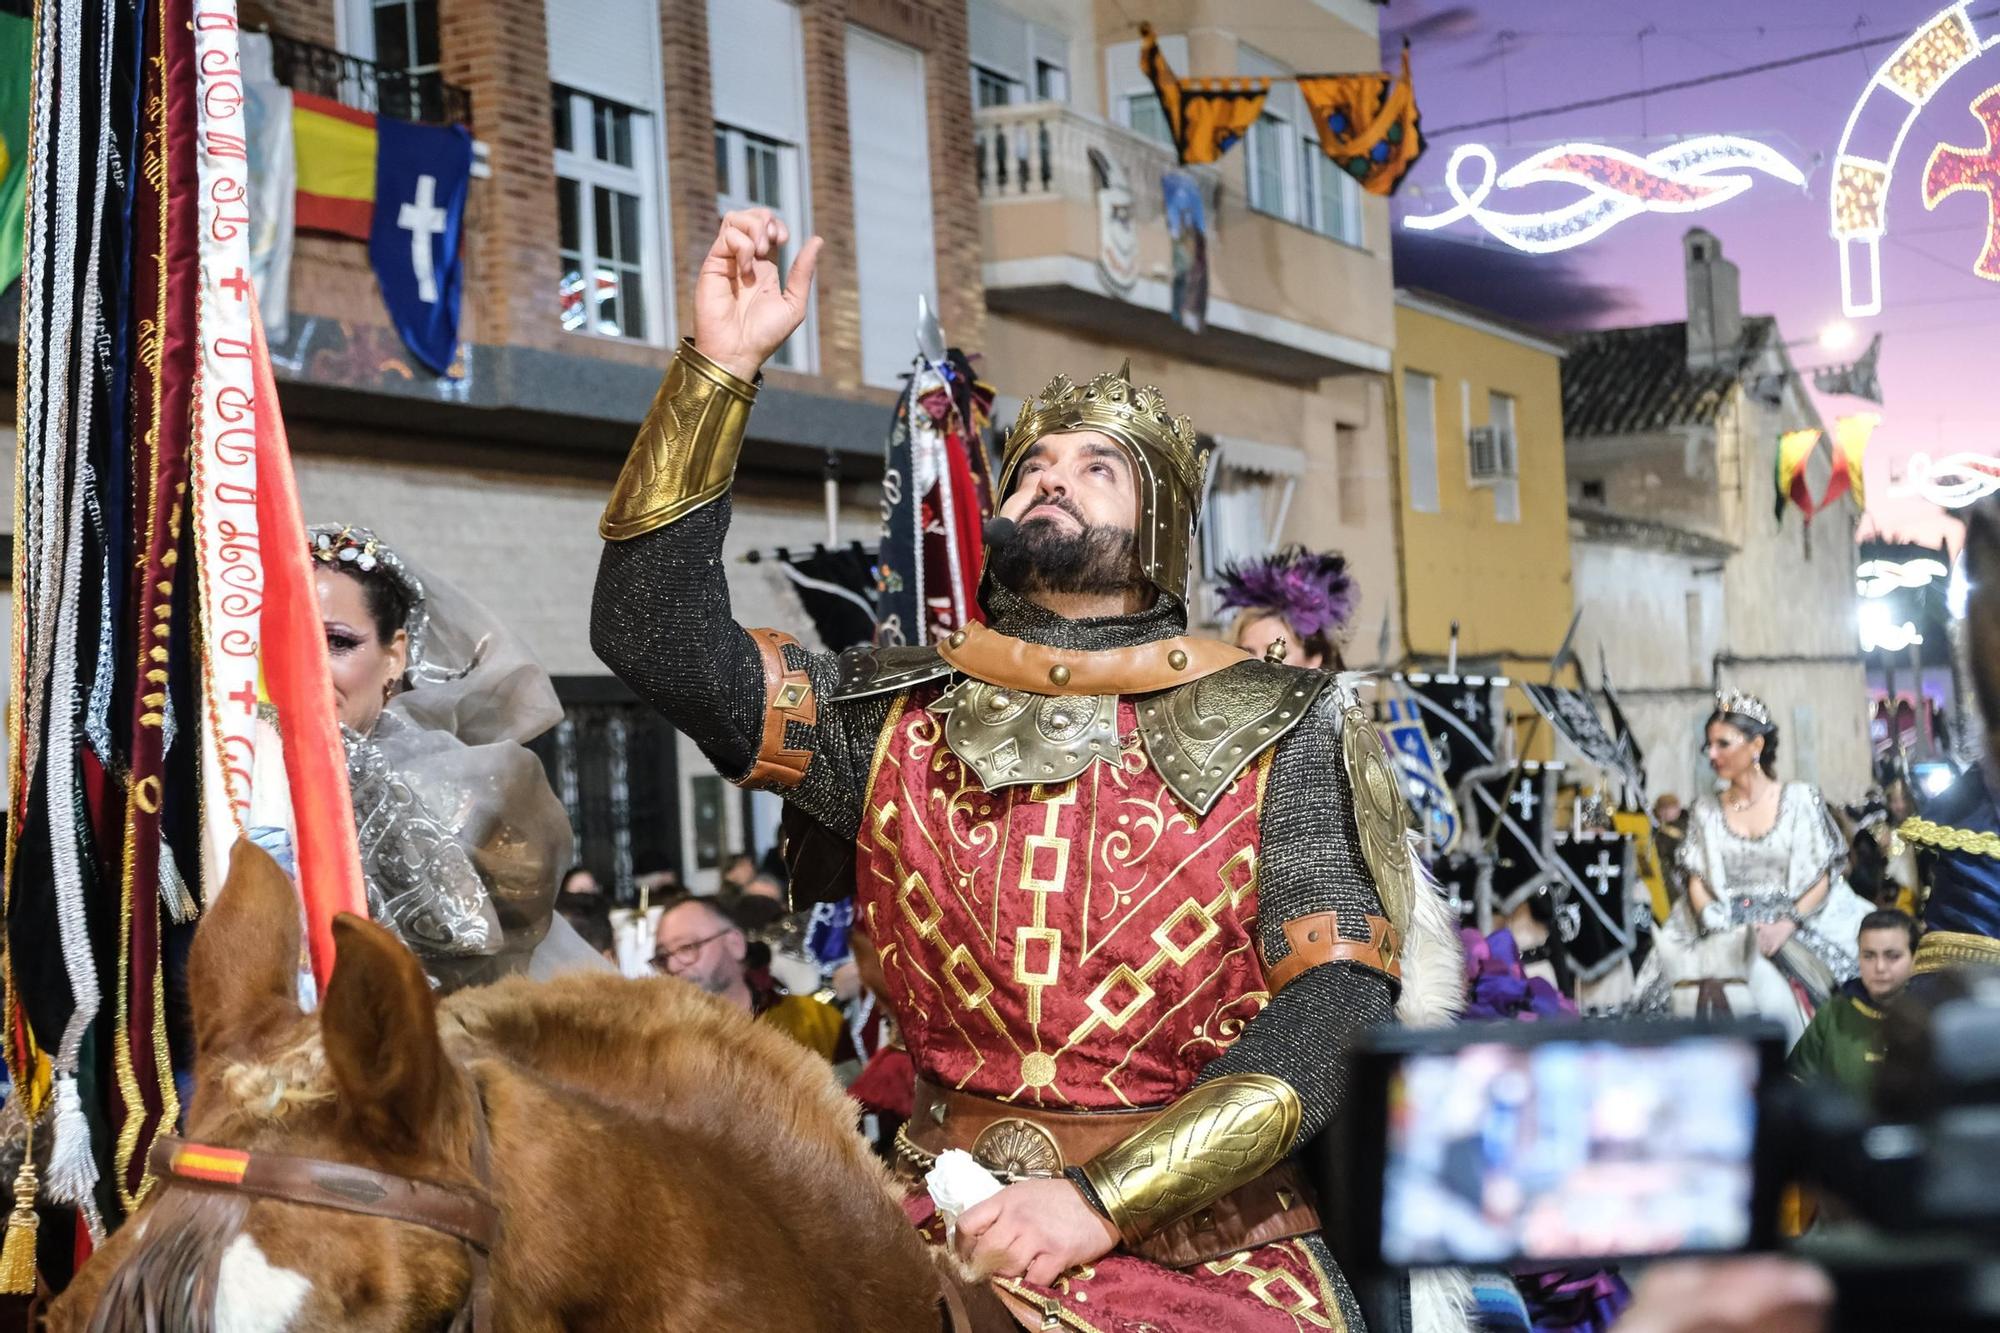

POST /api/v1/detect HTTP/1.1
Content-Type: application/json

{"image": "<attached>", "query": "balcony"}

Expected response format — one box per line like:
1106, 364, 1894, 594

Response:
974, 103, 1393, 383
268, 33, 472, 127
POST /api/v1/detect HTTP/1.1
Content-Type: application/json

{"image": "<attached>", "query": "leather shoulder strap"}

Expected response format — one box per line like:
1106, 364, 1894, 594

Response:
1263, 911, 1402, 993
740, 628, 817, 790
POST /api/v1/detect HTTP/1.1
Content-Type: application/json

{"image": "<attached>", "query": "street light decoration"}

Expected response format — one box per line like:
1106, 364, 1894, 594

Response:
1832, 2, 2000, 317
1922, 82, 2000, 284
1402, 136, 1805, 254
1894, 451, 2000, 509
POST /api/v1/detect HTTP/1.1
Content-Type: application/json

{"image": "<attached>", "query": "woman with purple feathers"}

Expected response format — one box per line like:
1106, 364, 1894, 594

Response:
1219, 546, 1359, 668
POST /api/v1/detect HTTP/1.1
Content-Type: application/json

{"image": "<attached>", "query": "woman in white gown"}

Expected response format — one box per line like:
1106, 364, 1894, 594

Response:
1635, 692, 1869, 1042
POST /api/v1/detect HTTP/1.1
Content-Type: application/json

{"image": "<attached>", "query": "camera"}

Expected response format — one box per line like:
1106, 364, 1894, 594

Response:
1322, 979, 2000, 1331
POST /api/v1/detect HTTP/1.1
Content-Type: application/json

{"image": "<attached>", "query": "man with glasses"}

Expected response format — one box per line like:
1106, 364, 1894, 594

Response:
653, 895, 845, 1059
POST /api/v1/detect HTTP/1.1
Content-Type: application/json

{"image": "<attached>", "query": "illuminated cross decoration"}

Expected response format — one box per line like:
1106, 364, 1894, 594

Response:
1922, 85, 2000, 283
398, 174, 447, 304
228, 681, 260, 715
1585, 850, 1621, 896
1508, 780, 1539, 823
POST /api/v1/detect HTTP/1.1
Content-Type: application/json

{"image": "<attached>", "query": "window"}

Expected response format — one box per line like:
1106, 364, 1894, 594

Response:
1336, 424, 1366, 525
969, 0, 1067, 108
710, 0, 812, 369
1402, 370, 1439, 514
1035, 59, 1068, 102
1487, 391, 1521, 522
973, 64, 1021, 108
1247, 113, 1288, 216
714, 123, 812, 370
1126, 93, 1172, 147
847, 26, 937, 389
367, 0, 438, 73
1301, 141, 1363, 245
554, 86, 661, 342
1581, 478, 1607, 504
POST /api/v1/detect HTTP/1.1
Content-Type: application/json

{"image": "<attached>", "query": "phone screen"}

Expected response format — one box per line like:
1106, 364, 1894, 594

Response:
1379, 1033, 1764, 1266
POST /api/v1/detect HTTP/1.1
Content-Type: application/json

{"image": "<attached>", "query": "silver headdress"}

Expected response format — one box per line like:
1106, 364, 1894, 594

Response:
1716, 689, 1773, 728
308, 524, 434, 675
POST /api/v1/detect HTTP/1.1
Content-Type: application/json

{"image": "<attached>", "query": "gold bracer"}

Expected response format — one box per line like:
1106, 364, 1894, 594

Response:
599, 341, 756, 541
1080, 1074, 1301, 1247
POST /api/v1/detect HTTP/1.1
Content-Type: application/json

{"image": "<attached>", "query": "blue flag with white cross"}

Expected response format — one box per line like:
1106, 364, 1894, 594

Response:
369, 117, 473, 375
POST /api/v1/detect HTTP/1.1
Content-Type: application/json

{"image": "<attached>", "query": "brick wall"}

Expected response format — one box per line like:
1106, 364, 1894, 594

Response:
439, 0, 565, 353
267, 0, 982, 393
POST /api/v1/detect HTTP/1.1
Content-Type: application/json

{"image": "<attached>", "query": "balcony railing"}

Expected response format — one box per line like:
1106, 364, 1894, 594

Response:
974, 101, 1217, 216
268, 33, 472, 127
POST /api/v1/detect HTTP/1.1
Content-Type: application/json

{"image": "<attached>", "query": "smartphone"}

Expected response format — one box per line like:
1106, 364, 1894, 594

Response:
1335, 1020, 1785, 1270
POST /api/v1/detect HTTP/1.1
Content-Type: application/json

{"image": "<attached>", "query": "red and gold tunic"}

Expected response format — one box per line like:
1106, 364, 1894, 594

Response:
862, 687, 1350, 1331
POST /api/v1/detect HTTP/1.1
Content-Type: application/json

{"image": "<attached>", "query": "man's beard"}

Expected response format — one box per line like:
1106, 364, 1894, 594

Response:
988, 504, 1143, 597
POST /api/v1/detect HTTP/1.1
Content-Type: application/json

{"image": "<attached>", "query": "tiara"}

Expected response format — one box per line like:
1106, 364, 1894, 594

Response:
1716, 689, 1771, 727
308, 524, 432, 672
999, 363, 1208, 500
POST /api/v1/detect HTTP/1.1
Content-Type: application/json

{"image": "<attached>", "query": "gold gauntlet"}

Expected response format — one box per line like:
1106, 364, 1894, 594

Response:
599, 341, 756, 541
1080, 1074, 1301, 1247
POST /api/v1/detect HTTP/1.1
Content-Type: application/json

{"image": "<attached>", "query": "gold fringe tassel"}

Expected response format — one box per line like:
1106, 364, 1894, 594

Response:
0, 1155, 40, 1294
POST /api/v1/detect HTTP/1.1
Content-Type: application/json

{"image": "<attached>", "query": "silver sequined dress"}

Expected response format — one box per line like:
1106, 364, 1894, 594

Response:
1676, 783, 1870, 985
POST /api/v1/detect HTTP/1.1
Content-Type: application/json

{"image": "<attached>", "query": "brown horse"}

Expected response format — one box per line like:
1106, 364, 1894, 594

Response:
49, 841, 953, 1331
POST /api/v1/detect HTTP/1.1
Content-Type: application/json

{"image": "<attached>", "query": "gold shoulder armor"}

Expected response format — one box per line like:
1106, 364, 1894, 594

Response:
1339, 686, 1416, 943
1080, 1074, 1301, 1246
600, 341, 756, 541
1136, 662, 1331, 815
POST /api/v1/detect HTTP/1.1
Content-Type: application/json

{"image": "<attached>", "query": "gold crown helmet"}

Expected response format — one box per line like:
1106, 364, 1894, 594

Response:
995, 363, 1210, 598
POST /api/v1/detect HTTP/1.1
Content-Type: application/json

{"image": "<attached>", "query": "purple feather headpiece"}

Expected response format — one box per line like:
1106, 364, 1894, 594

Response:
1216, 546, 1359, 643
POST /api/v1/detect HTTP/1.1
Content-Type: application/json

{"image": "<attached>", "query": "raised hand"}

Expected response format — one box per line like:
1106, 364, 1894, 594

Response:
693, 208, 823, 383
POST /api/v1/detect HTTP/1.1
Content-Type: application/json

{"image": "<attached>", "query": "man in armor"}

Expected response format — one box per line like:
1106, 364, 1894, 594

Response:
591, 210, 1419, 1330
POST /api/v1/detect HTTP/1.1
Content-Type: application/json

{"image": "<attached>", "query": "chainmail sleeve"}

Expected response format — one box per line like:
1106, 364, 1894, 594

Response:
1195, 692, 1397, 1146
589, 497, 888, 841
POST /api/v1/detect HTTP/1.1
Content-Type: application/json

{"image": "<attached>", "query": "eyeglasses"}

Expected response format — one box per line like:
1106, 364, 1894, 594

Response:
649, 928, 734, 974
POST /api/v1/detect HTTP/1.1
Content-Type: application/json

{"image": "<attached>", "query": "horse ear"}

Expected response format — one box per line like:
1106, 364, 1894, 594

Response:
320, 913, 445, 1156
188, 839, 306, 1068
1963, 499, 2000, 759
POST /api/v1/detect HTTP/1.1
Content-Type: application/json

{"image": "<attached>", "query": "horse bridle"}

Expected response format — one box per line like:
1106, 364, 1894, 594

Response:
145, 1094, 497, 1333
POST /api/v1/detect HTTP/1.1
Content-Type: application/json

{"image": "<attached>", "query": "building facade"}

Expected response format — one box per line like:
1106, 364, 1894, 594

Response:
0, 0, 1403, 893
1390, 288, 1573, 755
1564, 229, 1871, 804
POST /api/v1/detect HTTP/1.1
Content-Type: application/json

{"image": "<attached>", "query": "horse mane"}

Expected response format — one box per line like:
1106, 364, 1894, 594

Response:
440, 972, 902, 1203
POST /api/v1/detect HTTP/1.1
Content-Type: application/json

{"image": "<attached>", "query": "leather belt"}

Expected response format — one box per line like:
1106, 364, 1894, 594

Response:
899, 1079, 1320, 1268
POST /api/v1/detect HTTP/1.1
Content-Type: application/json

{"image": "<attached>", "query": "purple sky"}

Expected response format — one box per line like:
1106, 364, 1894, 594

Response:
1380, 0, 1995, 549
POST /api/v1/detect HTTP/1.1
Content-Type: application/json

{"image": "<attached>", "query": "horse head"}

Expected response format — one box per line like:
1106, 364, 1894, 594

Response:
51, 840, 490, 1332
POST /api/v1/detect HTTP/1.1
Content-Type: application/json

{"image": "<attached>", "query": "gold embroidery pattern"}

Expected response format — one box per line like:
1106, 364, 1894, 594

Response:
869, 696, 1272, 1108
1206, 1243, 1344, 1330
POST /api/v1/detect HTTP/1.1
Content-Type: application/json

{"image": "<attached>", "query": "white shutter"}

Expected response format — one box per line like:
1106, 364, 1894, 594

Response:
846, 27, 937, 389
1403, 370, 1439, 514
710, 0, 808, 144
546, 0, 659, 106
968, 0, 1030, 82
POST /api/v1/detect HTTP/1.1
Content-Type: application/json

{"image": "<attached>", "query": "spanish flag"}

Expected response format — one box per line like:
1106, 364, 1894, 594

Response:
1775, 428, 1821, 522
1139, 24, 1270, 167
293, 91, 376, 239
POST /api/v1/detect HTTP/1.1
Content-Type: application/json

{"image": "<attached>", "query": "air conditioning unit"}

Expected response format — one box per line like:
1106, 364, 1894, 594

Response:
1468, 426, 1517, 483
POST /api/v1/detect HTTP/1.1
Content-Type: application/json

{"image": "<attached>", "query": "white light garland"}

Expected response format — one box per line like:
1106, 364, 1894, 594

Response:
1860, 600, 1926, 652
1856, 556, 1951, 598
1893, 451, 2000, 508
1402, 136, 1805, 253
